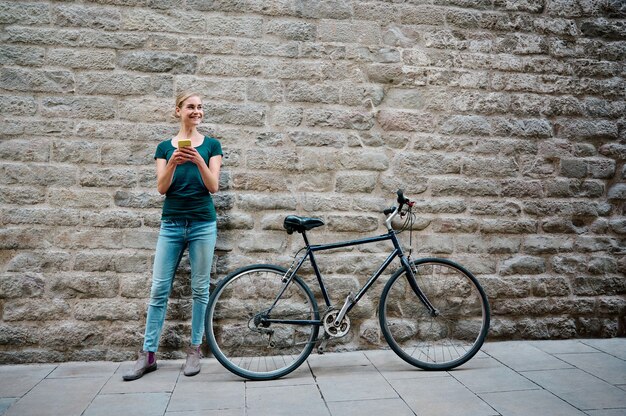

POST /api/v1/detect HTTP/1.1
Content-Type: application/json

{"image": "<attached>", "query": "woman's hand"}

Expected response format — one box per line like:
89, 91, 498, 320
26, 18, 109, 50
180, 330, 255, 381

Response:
176, 146, 205, 167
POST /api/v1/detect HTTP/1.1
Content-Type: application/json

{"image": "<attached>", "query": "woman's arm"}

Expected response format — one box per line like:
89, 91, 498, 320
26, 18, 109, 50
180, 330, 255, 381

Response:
156, 158, 176, 195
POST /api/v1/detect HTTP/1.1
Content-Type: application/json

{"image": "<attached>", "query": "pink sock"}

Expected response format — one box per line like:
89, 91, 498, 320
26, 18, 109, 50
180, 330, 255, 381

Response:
147, 352, 155, 365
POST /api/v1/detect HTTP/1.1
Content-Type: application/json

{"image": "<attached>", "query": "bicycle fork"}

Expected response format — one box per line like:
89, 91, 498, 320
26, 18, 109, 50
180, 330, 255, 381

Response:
401, 256, 439, 317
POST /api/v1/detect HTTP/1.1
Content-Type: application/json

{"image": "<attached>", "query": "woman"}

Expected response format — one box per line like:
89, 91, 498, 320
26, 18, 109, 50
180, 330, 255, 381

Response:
124, 92, 223, 381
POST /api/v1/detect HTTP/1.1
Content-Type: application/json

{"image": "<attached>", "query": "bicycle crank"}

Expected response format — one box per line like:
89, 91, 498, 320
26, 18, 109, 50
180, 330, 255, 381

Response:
322, 309, 351, 338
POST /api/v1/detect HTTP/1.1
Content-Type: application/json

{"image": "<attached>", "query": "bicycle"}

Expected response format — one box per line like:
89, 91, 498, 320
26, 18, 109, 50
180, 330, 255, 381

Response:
205, 190, 491, 380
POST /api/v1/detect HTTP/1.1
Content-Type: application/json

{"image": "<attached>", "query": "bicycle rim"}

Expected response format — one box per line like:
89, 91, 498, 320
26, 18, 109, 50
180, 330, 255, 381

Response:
206, 265, 319, 380
380, 258, 490, 370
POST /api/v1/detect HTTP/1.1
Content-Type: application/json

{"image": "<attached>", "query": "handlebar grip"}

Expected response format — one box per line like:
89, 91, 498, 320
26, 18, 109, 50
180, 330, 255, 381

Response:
397, 189, 409, 205
383, 207, 395, 215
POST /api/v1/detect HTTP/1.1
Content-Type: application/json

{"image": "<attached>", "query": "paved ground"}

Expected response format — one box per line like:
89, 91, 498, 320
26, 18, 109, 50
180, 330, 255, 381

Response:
0, 339, 625, 416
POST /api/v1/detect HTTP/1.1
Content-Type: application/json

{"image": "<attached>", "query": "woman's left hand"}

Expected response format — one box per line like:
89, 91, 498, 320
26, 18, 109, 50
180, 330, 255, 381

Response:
177, 146, 206, 166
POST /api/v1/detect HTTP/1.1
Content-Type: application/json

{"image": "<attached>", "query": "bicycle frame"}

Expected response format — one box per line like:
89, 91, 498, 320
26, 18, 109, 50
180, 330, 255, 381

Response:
263, 218, 438, 328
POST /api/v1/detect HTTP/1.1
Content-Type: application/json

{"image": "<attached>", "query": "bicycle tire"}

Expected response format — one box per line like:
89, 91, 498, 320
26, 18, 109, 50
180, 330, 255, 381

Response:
379, 258, 490, 370
205, 264, 320, 380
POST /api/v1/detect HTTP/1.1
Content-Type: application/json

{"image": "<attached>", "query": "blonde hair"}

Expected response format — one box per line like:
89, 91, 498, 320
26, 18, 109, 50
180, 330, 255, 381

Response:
174, 91, 202, 118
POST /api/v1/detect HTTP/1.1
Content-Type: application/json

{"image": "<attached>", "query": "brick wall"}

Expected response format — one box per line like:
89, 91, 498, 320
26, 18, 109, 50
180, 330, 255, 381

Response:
0, 0, 625, 363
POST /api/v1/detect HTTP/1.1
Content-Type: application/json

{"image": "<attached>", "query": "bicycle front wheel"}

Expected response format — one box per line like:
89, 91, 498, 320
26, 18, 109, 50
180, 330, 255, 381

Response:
205, 264, 320, 380
379, 258, 490, 370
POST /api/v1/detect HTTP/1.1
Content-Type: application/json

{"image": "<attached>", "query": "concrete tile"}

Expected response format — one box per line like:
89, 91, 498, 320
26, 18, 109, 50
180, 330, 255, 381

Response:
585, 410, 626, 416
0, 364, 56, 397
245, 363, 315, 388
311, 362, 377, 379
307, 350, 371, 368
0, 398, 17, 415
363, 349, 450, 380
167, 378, 244, 412
328, 398, 414, 416
48, 361, 120, 379
4, 377, 107, 416
102, 360, 181, 394
246, 383, 328, 416
390, 376, 498, 416
166, 410, 244, 416
479, 389, 587, 416
529, 340, 599, 354
482, 341, 572, 371
316, 369, 398, 402
451, 359, 539, 394
83, 392, 170, 416
523, 368, 626, 410
581, 339, 626, 360
555, 352, 626, 385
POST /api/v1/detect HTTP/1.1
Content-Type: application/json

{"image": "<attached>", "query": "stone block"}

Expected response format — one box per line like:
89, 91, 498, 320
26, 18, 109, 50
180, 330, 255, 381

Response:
0, 1, 51, 25
51, 139, 101, 163
207, 15, 263, 38
271, 105, 303, 127
82, 210, 143, 228
0, 68, 74, 93
0, 45, 45, 66
198, 56, 263, 77
76, 73, 159, 95
40, 96, 116, 120
247, 79, 283, 103
7, 251, 72, 273
318, 19, 381, 44
0, 323, 38, 346
500, 255, 546, 275
544, 179, 604, 198
523, 236, 574, 254
0, 228, 53, 250
0, 274, 45, 299
3, 299, 70, 321
336, 173, 377, 193
469, 201, 521, 216
327, 214, 379, 232
53, 4, 121, 30
288, 130, 349, 148
47, 48, 115, 69
74, 299, 143, 321
2, 208, 81, 226
305, 108, 374, 131
608, 183, 626, 199
266, 19, 316, 41
463, 156, 518, 177
431, 178, 500, 197
48, 189, 112, 209
0, 95, 37, 116
432, 218, 479, 233
531, 276, 571, 297
80, 167, 138, 188
118, 51, 197, 74
376, 110, 435, 132
0, 186, 46, 205
481, 219, 538, 234
122, 8, 204, 33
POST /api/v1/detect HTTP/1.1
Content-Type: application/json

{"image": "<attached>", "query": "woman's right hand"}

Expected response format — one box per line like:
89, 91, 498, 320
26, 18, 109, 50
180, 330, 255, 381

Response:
169, 149, 192, 166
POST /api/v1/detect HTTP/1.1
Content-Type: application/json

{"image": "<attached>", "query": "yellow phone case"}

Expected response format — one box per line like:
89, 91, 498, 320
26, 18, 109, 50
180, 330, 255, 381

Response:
178, 139, 191, 148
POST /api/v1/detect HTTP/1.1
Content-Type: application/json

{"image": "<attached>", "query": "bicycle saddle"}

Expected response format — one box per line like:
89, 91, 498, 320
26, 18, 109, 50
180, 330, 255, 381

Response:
283, 215, 324, 234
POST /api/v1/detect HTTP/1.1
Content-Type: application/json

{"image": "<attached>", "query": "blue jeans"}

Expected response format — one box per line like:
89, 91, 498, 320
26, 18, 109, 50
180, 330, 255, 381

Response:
143, 219, 217, 352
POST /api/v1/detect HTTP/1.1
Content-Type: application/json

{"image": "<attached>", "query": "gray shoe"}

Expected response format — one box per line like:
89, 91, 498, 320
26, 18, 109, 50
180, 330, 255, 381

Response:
123, 351, 157, 381
183, 345, 202, 377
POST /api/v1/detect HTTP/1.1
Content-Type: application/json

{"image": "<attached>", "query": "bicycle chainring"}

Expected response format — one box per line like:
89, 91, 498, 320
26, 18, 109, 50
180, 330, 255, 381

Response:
322, 309, 351, 338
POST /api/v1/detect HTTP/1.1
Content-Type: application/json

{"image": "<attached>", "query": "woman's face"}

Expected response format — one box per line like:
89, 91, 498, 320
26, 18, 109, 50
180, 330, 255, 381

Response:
176, 96, 203, 126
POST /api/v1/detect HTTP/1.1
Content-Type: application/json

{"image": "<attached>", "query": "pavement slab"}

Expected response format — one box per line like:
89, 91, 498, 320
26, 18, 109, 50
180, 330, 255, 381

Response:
0, 339, 624, 416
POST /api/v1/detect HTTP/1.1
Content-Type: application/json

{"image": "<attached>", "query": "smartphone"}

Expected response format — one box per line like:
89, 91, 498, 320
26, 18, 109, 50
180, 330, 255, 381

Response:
178, 139, 191, 149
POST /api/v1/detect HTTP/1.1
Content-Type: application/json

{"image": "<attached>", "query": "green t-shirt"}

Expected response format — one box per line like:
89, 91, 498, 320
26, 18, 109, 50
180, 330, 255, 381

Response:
154, 136, 223, 221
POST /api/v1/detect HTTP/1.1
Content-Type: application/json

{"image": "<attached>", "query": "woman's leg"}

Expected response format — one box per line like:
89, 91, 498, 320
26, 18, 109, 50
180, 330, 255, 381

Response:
143, 220, 186, 352
187, 221, 217, 346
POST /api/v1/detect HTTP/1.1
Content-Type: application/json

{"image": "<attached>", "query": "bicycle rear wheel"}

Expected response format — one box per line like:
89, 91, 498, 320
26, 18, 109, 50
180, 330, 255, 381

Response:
205, 264, 319, 380
379, 258, 490, 370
